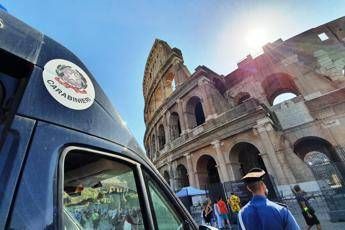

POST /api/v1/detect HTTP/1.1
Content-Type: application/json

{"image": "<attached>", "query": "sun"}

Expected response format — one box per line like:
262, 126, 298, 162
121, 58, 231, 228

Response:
245, 27, 268, 54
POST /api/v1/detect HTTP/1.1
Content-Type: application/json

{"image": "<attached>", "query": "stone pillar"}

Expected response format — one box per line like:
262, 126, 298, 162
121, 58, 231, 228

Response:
265, 122, 297, 184
154, 126, 159, 158
171, 160, 177, 191
283, 139, 315, 182
184, 153, 197, 187
198, 78, 217, 121
254, 118, 288, 185
226, 162, 239, 181
160, 79, 167, 99
167, 160, 175, 191
162, 112, 170, 146
212, 140, 230, 182
177, 99, 188, 134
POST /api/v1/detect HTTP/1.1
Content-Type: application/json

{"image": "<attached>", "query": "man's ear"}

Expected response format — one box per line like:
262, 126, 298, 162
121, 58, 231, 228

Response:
246, 185, 252, 193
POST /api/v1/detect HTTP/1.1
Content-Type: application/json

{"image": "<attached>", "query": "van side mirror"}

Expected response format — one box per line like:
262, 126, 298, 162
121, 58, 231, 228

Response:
198, 225, 219, 230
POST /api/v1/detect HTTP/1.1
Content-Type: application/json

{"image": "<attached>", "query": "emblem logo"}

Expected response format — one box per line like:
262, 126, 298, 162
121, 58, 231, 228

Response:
43, 59, 95, 110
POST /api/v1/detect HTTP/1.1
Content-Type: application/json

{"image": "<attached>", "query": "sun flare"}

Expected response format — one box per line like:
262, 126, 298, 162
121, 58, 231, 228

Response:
245, 27, 269, 54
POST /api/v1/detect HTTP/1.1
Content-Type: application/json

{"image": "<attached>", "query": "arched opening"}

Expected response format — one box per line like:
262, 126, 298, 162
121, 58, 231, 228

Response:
169, 112, 181, 140
294, 137, 340, 162
175, 164, 189, 190
172, 79, 176, 91
294, 137, 344, 189
272, 92, 297, 105
229, 142, 278, 199
234, 92, 251, 105
164, 72, 176, 97
163, 171, 170, 186
186, 96, 205, 129
196, 155, 220, 188
158, 125, 166, 150
261, 73, 300, 105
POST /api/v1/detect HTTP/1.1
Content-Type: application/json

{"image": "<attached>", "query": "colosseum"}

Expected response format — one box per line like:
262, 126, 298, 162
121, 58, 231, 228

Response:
142, 16, 345, 199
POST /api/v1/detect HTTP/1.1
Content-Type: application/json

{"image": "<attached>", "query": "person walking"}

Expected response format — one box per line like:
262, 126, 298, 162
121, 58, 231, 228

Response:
213, 199, 223, 228
202, 199, 213, 225
292, 185, 321, 230
228, 192, 241, 224
238, 168, 300, 230
217, 196, 230, 228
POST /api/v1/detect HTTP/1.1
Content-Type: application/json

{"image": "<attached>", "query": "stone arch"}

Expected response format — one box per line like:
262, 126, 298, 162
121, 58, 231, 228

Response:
175, 164, 189, 190
185, 96, 205, 129
169, 112, 181, 140
294, 136, 339, 162
294, 136, 344, 188
196, 154, 220, 188
157, 124, 166, 150
229, 142, 267, 179
261, 73, 300, 105
234, 92, 251, 105
229, 142, 278, 199
227, 138, 265, 163
163, 170, 170, 185
164, 72, 176, 97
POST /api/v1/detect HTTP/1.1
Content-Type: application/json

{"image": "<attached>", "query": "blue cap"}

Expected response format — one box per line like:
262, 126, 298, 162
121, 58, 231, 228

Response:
0, 4, 7, 12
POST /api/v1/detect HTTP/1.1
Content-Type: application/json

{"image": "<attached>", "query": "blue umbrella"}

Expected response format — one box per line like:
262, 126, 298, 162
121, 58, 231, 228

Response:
176, 186, 206, 197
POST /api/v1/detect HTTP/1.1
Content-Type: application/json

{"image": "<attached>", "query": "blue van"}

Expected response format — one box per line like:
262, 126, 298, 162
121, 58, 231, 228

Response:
0, 10, 211, 230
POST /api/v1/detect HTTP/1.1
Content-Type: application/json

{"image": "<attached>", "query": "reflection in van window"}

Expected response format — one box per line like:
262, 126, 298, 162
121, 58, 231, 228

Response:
62, 151, 144, 230
147, 180, 183, 230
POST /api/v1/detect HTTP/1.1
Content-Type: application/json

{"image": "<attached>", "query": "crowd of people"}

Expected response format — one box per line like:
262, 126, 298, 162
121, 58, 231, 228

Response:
200, 168, 322, 230
69, 205, 143, 229
201, 193, 241, 229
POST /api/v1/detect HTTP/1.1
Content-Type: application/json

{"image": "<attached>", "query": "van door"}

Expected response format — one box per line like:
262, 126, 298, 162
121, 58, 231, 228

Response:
59, 146, 153, 229
7, 122, 196, 229
58, 147, 195, 230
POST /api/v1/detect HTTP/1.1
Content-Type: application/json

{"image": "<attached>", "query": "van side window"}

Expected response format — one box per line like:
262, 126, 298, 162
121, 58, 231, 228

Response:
0, 50, 32, 123
62, 150, 145, 230
145, 176, 184, 230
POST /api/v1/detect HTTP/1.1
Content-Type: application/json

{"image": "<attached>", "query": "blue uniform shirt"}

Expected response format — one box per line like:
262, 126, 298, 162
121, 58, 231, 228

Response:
238, 195, 300, 230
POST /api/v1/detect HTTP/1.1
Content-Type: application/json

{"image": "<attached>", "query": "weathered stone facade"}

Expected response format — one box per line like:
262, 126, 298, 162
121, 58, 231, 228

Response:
142, 17, 345, 194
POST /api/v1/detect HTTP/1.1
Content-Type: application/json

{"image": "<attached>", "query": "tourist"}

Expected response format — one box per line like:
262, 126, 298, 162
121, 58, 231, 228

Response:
228, 192, 241, 224
217, 196, 230, 228
202, 199, 213, 225
292, 185, 321, 230
213, 199, 223, 228
238, 168, 300, 230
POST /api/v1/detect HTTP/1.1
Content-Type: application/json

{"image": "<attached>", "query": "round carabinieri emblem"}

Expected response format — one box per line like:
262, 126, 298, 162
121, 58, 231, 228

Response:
43, 59, 95, 110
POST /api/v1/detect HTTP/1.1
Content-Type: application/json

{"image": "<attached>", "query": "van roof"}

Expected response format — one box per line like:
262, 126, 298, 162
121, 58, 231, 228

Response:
0, 11, 144, 155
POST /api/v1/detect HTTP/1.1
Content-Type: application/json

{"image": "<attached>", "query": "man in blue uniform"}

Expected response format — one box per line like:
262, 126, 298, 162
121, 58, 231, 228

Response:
238, 168, 300, 230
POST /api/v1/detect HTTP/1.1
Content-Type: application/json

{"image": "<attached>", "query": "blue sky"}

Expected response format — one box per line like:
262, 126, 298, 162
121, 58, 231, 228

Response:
2, 0, 345, 148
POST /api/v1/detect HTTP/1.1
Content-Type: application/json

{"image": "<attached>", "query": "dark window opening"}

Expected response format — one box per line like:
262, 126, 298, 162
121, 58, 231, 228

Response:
195, 102, 205, 126
170, 112, 181, 140
158, 125, 166, 150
